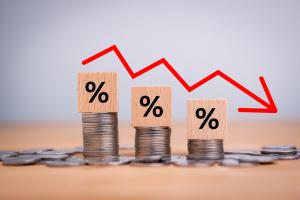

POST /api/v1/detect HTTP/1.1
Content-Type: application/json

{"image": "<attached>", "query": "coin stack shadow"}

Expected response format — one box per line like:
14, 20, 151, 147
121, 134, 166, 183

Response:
187, 139, 224, 160
82, 112, 119, 161
135, 127, 171, 162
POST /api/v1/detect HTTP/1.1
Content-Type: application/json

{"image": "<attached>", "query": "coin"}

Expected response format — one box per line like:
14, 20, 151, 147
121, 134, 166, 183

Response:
2, 156, 41, 166
38, 154, 70, 160
261, 149, 297, 155
220, 159, 240, 167
0, 151, 18, 160
20, 148, 53, 155
82, 112, 119, 159
262, 145, 297, 150
173, 160, 215, 167
65, 156, 86, 164
46, 160, 85, 167
37, 150, 71, 155
187, 139, 224, 160
273, 154, 299, 160
135, 126, 171, 162
225, 149, 261, 156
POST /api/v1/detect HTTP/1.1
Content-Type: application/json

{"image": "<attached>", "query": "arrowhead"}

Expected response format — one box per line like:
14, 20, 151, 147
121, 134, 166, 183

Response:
238, 76, 278, 113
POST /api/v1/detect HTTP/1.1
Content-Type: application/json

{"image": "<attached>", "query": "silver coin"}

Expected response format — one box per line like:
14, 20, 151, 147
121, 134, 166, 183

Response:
272, 154, 299, 160
225, 149, 261, 156
0, 151, 18, 160
37, 150, 70, 155
220, 159, 240, 167
2, 156, 40, 166
46, 160, 85, 167
38, 154, 70, 160
65, 156, 86, 163
262, 145, 296, 150
173, 160, 215, 167
106, 156, 135, 166
20, 148, 53, 155
261, 149, 297, 155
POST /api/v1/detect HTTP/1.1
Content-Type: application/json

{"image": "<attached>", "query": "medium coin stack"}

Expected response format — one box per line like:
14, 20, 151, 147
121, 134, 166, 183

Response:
135, 126, 171, 162
82, 112, 119, 160
187, 139, 224, 160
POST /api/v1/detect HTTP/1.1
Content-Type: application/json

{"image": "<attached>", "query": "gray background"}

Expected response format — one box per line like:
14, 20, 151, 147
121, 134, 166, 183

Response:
0, 0, 299, 122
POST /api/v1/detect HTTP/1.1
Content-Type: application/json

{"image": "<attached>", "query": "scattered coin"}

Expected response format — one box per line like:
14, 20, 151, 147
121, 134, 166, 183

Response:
272, 154, 299, 160
226, 154, 275, 164
37, 150, 71, 155
46, 160, 85, 167
173, 160, 215, 167
262, 145, 297, 150
65, 156, 86, 164
0, 151, 18, 160
225, 149, 261, 156
2, 156, 41, 166
261, 145, 297, 155
20, 148, 53, 155
220, 159, 240, 167
261, 148, 297, 155
0, 145, 299, 168
38, 154, 70, 160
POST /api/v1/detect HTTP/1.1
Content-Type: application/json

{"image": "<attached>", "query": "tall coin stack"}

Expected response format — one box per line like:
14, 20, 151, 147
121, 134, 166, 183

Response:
135, 126, 171, 161
187, 139, 224, 160
78, 72, 119, 161
82, 112, 119, 160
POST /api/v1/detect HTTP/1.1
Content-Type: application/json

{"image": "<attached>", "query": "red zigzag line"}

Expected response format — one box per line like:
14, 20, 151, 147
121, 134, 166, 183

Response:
82, 45, 276, 113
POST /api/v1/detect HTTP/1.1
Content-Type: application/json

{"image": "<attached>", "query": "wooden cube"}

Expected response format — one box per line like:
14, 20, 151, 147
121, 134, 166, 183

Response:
187, 99, 227, 139
132, 87, 172, 127
78, 72, 117, 112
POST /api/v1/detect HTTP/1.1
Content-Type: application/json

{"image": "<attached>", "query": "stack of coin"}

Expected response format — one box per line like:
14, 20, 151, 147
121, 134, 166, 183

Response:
261, 145, 299, 160
135, 126, 171, 162
82, 112, 119, 160
187, 139, 224, 160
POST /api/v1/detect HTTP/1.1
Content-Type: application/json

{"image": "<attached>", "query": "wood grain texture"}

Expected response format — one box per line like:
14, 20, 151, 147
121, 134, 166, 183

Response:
0, 121, 299, 200
131, 86, 171, 127
187, 99, 227, 139
78, 72, 118, 112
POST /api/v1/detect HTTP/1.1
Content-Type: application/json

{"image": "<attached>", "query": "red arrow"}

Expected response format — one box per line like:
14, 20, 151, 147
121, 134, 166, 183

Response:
82, 44, 277, 113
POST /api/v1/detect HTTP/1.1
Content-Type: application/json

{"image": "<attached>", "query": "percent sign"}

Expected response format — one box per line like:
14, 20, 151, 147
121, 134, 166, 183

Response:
140, 96, 163, 117
85, 81, 109, 103
196, 108, 219, 129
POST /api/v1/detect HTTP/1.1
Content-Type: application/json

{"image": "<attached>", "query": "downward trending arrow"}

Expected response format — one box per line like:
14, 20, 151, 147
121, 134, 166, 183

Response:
82, 44, 278, 114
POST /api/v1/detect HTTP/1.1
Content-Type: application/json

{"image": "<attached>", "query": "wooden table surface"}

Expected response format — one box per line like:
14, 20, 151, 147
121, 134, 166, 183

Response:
0, 121, 299, 200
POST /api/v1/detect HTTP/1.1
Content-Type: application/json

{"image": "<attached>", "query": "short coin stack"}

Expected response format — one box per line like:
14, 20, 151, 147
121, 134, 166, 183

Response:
187, 139, 224, 160
82, 112, 119, 160
135, 126, 171, 162
261, 145, 299, 159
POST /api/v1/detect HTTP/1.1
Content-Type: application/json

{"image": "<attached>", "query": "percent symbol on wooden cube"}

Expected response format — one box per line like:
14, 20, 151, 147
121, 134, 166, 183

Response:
132, 87, 171, 127
187, 99, 227, 140
78, 72, 118, 113
196, 108, 219, 129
